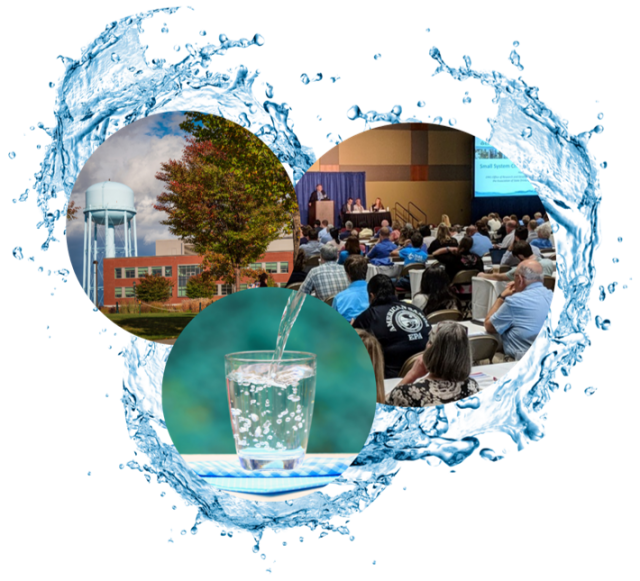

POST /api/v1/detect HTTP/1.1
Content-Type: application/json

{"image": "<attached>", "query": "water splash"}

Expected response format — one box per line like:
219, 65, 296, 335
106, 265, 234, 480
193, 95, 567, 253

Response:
18, 8, 605, 547
273, 291, 306, 362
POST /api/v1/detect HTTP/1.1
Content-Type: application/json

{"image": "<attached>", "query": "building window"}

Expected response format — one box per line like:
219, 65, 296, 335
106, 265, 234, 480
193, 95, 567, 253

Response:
249, 262, 262, 271
125, 287, 135, 298
178, 265, 201, 297
239, 284, 248, 291
165, 266, 173, 277
219, 284, 233, 296
265, 262, 278, 273
115, 287, 123, 298
138, 267, 148, 277
115, 268, 122, 279
279, 262, 289, 274
125, 268, 136, 278
151, 267, 163, 276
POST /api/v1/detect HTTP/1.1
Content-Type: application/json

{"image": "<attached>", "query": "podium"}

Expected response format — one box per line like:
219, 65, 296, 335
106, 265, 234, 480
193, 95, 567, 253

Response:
308, 200, 334, 225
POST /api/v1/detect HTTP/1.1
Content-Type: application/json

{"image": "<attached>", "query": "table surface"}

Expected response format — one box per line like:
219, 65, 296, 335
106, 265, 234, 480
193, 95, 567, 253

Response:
182, 453, 355, 502
383, 361, 516, 395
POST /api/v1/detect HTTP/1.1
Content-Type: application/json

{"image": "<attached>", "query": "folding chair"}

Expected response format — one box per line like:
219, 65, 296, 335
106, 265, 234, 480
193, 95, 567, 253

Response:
427, 309, 463, 325
469, 335, 500, 365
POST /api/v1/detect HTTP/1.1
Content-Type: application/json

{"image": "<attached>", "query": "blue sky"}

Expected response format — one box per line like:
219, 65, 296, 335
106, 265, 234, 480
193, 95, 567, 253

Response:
66, 112, 188, 283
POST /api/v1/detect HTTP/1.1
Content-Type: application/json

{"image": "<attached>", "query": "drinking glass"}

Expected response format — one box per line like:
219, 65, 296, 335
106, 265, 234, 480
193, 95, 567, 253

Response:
225, 351, 316, 470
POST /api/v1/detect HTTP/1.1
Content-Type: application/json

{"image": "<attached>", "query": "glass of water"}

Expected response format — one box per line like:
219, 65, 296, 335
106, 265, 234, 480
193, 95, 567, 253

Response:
225, 351, 316, 470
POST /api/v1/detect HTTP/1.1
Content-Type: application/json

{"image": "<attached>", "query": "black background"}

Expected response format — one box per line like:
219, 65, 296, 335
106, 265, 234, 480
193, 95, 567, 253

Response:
10, 9, 620, 575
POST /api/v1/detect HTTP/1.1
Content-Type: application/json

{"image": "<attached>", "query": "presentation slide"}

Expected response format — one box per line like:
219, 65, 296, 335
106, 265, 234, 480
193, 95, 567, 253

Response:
474, 137, 536, 197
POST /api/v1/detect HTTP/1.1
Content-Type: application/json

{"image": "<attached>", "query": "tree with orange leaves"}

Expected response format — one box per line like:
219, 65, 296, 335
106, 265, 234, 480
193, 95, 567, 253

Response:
155, 115, 297, 292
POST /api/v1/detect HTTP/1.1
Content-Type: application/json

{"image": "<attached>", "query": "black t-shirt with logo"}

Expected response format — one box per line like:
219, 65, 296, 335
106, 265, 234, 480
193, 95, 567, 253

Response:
353, 298, 431, 379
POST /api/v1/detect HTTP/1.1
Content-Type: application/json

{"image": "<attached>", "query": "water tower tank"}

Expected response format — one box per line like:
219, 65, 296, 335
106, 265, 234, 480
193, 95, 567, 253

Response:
85, 181, 136, 225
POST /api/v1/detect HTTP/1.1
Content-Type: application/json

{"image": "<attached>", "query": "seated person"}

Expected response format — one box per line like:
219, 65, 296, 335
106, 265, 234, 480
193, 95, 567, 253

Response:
299, 245, 350, 300
389, 221, 402, 242
333, 255, 370, 322
530, 222, 553, 249
319, 221, 334, 244
352, 274, 431, 378
373, 219, 390, 239
325, 227, 343, 249
299, 225, 310, 246
431, 236, 485, 300
339, 220, 354, 240
299, 228, 323, 258
428, 224, 459, 253
385, 321, 479, 407
501, 228, 541, 266
478, 241, 555, 281
340, 198, 354, 225
371, 197, 385, 211
526, 218, 538, 242
484, 259, 553, 360
355, 329, 386, 404
391, 232, 428, 265
412, 264, 462, 315
367, 227, 397, 261
499, 220, 518, 249
338, 235, 364, 265
352, 198, 365, 213
285, 251, 308, 287
466, 224, 494, 257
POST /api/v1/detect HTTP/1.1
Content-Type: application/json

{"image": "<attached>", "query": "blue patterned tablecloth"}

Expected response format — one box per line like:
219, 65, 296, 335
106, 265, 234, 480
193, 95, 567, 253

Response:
188, 456, 356, 495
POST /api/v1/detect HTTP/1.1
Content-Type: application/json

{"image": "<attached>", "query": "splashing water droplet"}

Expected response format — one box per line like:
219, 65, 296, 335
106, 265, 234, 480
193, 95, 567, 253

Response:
594, 125, 604, 134
87, 472, 91, 476
595, 316, 611, 330
49, 82, 55, 88
462, 92, 471, 104
12, 247, 23, 260
522, 127, 533, 138
111, 53, 120, 63
8, 151, 16, 159
613, 258, 619, 263
417, 100, 425, 107
564, 384, 572, 392
585, 386, 597, 396
265, 83, 274, 98
479, 448, 504, 462
448, 118, 457, 126
330, 76, 340, 82
433, 116, 442, 124
509, 49, 523, 70
161, 25, 169, 33
374, 53, 381, 60
607, 282, 617, 293
173, 45, 181, 51
513, 40, 520, 47
597, 112, 604, 120
426, 28, 430, 32
199, 30, 206, 36
617, 237, 623, 242
600, 161, 607, 168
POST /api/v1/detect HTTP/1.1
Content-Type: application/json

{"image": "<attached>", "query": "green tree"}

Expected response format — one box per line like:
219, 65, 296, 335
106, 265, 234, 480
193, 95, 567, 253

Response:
154, 114, 300, 292
135, 274, 173, 302
186, 273, 216, 299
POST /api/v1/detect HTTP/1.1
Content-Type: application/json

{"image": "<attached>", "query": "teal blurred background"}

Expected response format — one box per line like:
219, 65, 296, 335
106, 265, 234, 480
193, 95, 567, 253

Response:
162, 288, 377, 454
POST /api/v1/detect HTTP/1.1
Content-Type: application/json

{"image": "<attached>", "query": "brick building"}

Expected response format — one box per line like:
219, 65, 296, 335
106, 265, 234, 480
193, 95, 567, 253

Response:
103, 238, 293, 307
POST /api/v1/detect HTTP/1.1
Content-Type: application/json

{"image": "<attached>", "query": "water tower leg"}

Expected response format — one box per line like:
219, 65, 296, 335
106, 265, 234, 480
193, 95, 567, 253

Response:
105, 208, 115, 258
124, 211, 129, 257
82, 213, 88, 292
132, 215, 138, 257
86, 212, 93, 297
94, 224, 98, 306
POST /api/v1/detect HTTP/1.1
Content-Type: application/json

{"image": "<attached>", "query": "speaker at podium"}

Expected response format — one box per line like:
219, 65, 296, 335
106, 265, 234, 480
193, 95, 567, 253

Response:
308, 200, 334, 225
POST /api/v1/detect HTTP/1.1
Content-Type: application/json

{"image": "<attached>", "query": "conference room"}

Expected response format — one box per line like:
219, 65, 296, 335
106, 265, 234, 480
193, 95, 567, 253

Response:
292, 123, 557, 407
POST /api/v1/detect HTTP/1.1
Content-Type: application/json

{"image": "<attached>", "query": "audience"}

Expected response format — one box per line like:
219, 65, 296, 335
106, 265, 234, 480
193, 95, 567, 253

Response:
488, 213, 501, 232
385, 321, 479, 407
299, 245, 349, 300
391, 232, 428, 265
531, 222, 553, 249
412, 264, 462, 315
428, 224, 459, 253
479, 241, 555, 280
534, 211, 544, 225
285, 252, 308, 287
373, 219, 390, 239
441, 214, 451, 228
299, 226, 310, 246
355, 329, 387, 404
338, 235, 364, 265
484, 259, 553, 360
325, 227, 343, 249
352, 274, 431, 378
299, 228, 323, 258
389, 221, 402, 242
333, 255, 370, 322
526, 218, 538, 242
367, 227, 397, 261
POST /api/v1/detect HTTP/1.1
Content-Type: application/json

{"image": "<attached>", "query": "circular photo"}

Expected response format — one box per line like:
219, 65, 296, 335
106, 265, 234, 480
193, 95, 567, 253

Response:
65, 112, 300, 344
293, 123, 556, 407
162, 287, 378, 500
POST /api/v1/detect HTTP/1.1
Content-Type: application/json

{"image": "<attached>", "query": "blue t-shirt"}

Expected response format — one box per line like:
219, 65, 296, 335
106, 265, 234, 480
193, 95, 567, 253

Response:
490, 282, 553, 359
398, 246, 428, 265
338, 250, 364, 265
530, 237, 553, 249
367, 239, 397, 260
332, 280, 370, 321
470, 232, 493, 257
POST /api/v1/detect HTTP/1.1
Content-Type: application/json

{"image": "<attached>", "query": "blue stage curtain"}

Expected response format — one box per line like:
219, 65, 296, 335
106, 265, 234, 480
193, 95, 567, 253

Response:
295, 172, 366, 227
472, 195, 545, 223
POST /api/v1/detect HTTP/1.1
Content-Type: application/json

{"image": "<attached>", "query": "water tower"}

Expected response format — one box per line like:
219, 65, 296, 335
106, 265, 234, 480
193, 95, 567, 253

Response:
83, 181, 137, 305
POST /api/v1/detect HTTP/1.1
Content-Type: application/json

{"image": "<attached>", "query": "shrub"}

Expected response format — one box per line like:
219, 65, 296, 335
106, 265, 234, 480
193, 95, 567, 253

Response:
135, 274, 173, 303
186, 273, 216, 299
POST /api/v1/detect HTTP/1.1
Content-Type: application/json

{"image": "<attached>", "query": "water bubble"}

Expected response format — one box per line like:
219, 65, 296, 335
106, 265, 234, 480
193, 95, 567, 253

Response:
265, 83, 274, 98
12, 247, 23, 260
513, 40, 520, 47
173, 45, 181, 51
426, 28, 430, 32
374, 53, 381, 60
253, 34, 265, 46
119, 464, 124, 469
564, 384, 572, 392
199, 30, 206, 36
330, 76, 340, 82
160, 491, 166, 497
613, 258, 619, 263
349, 535, 355, 541
8, 152, 16, 159
462, 92, 472, 104
87, 471, 91, 476
594, 125, 604, 134
509, 49, 523, 70
417, 100, 425, 107
373, 561, 377, 565
607, 282, 617, 293
299, 537, 304, 542
172, 505, 177, 510
584, 386, 597, 396
300, 74, 310, 85
36, 145, 41, 149
433, 116, 442, 124
598, 286, 605, 301
522, 127, 533, 138
111, 53, 120, 63
595, 316, 611, 330
29, 126, 34, 131
618, 237, 623, 242
49, 82, 55, 88
479, 448, 503, 462
448, 118, 457, 126
261, 554, 266, 560
600, 161, 608, 169
180, 530, 186, 536
161, 25, 169, 33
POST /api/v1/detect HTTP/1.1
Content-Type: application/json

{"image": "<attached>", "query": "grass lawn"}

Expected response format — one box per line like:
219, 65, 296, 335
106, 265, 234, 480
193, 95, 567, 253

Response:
105, 312, 198, 340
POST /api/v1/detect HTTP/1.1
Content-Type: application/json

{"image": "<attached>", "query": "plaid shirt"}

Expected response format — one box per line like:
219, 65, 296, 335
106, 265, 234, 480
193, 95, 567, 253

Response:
300, 261, 350, 300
